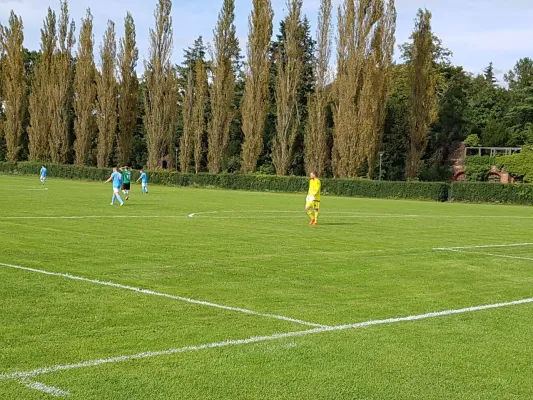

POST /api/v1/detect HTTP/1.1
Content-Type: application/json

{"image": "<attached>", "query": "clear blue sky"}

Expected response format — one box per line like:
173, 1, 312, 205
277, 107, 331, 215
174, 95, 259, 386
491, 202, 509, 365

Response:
1, 0, 532, 83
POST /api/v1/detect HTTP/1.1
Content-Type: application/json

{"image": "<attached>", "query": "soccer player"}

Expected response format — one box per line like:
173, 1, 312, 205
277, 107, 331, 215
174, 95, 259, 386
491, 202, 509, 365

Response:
136, 170, 148, 193
305, 171, 321, 226
105, 167, 124, 206
40, 166, 48, 185
120, 166, 132, 200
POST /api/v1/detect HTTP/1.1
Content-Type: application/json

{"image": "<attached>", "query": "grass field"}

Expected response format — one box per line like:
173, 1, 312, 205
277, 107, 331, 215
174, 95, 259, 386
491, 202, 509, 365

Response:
1, 174, 532, 399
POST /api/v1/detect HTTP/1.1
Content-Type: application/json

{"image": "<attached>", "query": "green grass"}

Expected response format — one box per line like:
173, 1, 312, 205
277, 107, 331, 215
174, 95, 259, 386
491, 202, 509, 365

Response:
1, 175, 532, 399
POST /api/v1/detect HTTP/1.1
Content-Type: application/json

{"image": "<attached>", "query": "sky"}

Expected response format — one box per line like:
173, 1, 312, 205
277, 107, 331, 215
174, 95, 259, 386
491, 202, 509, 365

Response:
1, 0, 533, 83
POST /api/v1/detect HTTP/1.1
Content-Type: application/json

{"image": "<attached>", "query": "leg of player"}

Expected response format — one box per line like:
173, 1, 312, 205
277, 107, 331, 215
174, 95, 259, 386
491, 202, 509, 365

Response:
306, 204, 314, 225
112, 188, 124, 206
313, 205, 319, 226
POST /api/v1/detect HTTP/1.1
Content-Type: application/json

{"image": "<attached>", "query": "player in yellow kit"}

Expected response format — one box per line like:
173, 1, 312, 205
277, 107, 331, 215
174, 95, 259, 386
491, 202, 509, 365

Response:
305, 172, 321, 226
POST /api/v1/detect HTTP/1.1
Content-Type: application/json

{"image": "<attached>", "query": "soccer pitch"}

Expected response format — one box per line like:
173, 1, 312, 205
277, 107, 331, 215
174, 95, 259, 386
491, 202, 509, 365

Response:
1, 175, 532, 399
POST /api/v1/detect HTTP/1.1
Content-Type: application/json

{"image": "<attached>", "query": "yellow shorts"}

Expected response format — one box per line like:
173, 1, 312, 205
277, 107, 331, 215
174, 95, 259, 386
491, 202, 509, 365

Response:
305, 200, 320, 210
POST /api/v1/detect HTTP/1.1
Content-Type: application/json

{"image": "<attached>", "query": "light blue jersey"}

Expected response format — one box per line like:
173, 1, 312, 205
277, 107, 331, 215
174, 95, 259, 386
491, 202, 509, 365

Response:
40, 167, 47, 177
112, 171, 123, 188
140, 172, 148, 184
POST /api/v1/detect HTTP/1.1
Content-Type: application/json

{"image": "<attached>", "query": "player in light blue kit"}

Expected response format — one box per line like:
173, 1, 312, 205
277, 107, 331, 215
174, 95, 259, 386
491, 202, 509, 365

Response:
136, 169, 148, 193
105, 167, 124, 206
40, 166, 48, 185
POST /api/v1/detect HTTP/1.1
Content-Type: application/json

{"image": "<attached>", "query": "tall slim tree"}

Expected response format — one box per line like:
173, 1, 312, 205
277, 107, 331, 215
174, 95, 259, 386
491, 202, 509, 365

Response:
74, 8, 97, 165
405, 9, 438, 179
179, 69, 194, 172
272, 0, 304, 176
304, 0, 332, 176
208, 0, 239, 173
28, 8, 56, 162
332, 0, 396, 178
96, 20, 117, 167
49, 0, 75, 164
117, 13, 138, 166
0, 11, 25, 161
144, 0, 176, 169
193, 59, 208, 173
241, 0, 273, 173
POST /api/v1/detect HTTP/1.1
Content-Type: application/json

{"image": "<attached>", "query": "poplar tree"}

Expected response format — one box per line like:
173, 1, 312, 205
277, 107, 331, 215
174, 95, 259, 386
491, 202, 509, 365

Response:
74, 8, 97, 165
405, 9, 438, 179
28, 8, 56, 162
49, 0, 75, 163
304, 0, 332, 176
208, 0, 239, 173
0, 11, 25, 161
117, 13, 138, 166
144, 0, 176, 169
272, 0, 304, 176
179, 70, 194, 172
332, 0, 396, 178
96, 20, 117, 167
241, 0, 273, 173
193, 59, 208, 173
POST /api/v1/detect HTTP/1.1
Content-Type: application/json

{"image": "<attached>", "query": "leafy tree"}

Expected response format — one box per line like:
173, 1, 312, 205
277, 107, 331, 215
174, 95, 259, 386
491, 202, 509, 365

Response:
177, 36, 207, 88
49, 0, 75, 164
28, 8, 56, 162
179, 69, 194, 172
505, 57, 533, 91
96, 20, 117, 167
483, 62, 497, 86
117, 12, 139, 166
193, 59, 208, 173
74, 8, 97, 166
404, 8, 438, 179
304, 0, 332, 177
0, 11, 26, 161
426, 65, 472, 168
208, 0, 239, 173
241, 0, 273, 173
272, 0, 304, 176
144, 0, 178, 169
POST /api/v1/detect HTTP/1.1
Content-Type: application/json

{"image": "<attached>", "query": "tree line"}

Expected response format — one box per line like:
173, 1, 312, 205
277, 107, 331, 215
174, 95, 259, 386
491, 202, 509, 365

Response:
0, 0, 532, 180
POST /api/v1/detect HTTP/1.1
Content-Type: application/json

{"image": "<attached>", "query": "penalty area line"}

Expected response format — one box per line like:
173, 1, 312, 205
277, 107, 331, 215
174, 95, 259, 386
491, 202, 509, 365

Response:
0, 262, 325, 329
1, 297, 532, 382
21, 380, 69, 397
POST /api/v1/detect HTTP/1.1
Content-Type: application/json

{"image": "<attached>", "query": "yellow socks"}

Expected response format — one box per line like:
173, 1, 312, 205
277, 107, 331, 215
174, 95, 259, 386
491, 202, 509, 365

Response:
314, 212, 319, 222
307, 210, 314, 220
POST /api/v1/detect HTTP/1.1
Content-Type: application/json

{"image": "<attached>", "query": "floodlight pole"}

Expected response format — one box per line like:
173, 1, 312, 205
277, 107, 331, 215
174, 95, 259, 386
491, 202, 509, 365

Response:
379, 152, 385, 181
175, 147, 178, 171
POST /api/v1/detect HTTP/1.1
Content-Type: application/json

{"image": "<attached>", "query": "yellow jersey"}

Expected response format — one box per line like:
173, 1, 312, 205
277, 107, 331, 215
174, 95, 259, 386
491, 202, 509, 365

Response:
308, 178, 321, 201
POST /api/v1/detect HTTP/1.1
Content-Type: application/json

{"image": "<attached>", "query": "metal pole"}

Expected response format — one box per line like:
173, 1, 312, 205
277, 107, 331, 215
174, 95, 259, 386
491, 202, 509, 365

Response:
379, 152, 384, 181
175, 148, 178, 171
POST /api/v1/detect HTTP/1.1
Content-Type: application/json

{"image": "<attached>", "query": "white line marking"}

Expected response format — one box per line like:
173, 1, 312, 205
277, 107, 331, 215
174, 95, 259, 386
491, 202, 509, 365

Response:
437, 249, 533, 262
434, 243, 533, 251
0, 262, 325, 328
3, 212, 533, 220
22, 380, 69, 397
2, 297, 531, 381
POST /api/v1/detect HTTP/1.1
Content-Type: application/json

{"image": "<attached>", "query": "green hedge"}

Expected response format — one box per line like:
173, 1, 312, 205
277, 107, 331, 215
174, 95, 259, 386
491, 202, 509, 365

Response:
451, 182, 533, 205
464, 156, 497, 181
0, 162, 449, 201
4, 162, 533, 204
496, 147, 533, 183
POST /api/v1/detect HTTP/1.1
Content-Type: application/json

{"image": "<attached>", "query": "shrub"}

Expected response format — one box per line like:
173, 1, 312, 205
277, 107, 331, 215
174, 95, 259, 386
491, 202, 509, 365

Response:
464, 156, 497, 181
0, 162, 450, 201
451, 182, 533, 205
496, 147, 533, 183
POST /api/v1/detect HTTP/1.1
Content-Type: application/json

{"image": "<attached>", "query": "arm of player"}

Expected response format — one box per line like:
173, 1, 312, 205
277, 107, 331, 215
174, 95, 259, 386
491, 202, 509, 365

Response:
104, 175, 113, 184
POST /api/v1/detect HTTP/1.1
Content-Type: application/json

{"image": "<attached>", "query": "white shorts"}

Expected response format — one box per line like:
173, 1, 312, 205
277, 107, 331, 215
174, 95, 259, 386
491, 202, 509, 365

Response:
113, 187, 120, 194
142, 183, 147, 188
